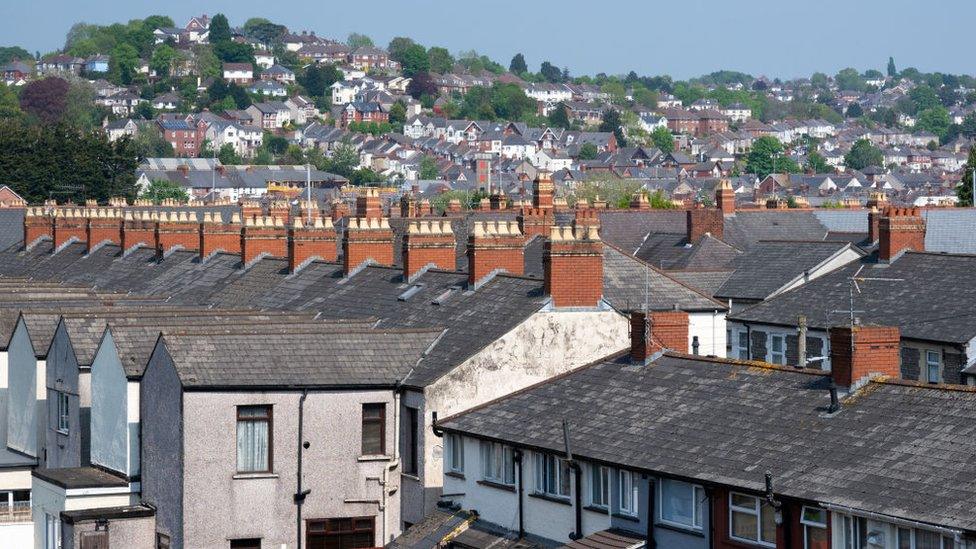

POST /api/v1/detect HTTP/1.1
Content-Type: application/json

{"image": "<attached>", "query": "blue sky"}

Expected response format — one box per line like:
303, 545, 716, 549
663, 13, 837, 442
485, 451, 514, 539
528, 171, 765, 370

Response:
1, 0, 972, 79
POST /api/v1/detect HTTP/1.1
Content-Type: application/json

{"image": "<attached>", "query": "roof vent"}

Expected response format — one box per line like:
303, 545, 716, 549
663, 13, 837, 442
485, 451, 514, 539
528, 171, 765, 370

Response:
397, 284, 424, 302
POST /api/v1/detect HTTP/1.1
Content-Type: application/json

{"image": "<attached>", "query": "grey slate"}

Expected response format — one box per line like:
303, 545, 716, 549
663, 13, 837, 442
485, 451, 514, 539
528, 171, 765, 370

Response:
715, 241, 860, 301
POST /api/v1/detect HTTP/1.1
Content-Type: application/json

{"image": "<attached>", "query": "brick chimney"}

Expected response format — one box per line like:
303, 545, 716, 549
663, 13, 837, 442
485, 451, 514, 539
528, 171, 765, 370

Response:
418, 199, 432, 217
356, 188, 383, 220
199, 211, 242, 260
630, 310, 690, 363
402, 220, 456, 281
447, 199, 462, 214
121, 211, 157, 253
865, 192, 888, 244
828, 324, 901, 389
686, 206, 724, 243
241, 216, 288, 266
400, 193, 418, 218
23, 207, 54, 250
544, 225, 603, 308
489, 189, 507, 210
268, 199, 291, 222
342, 216, 394, 275
573, 207, 600, 230
86, 208, 122, 253
467, 221, 524, 288
331, 199, 350, 222
240, 199, 263, 223
630, 192, 650, 210
155, 211, 200, 258
879, 206, 925, 261
288, 216, 337, 273
52, 208, 88, 251
532, 171, 554, 210
716, 179, 736, 215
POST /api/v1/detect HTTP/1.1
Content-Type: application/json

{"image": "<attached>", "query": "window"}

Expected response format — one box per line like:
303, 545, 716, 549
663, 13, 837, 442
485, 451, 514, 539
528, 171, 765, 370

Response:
589, 464, 609, 508
446, 434, 464, 473
737, 331, 750, 360
769, 335, 786, 365
307, 517, 375, 549
402, 407, 419, 475
800, 506, 828, 549
534, 453, 570, 498
156, 533, 171, 549
361, 403, 386, 455
57, 392, 69, 433
229, 539, 261, 549
925, 351, 941, 384
659, 479, 703, 530
618, 470, 639, 516
236, 405, 272, 473
729, 492, 776, 547
898, 527, 954, 549
480, 441, 515, 485
842, 515, 867, 549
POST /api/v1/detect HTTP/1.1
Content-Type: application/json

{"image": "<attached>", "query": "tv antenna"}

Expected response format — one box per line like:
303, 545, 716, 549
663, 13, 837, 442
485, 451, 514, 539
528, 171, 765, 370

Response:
830, 265, 904, 327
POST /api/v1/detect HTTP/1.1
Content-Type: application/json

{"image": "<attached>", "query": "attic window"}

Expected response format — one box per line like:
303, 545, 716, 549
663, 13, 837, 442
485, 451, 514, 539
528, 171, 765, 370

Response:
432, 286, 461, 306
398, 284, 424, 301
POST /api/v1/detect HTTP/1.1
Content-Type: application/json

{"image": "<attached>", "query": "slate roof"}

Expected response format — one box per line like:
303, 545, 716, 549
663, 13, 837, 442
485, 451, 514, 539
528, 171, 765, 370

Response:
715, 241, 861, 301
602, 245, 726, 312
158, 329, 441, 388
0, 209, 25, 251
731, 251, 976, 344
440, 352, 976, 532
666, 270, 735, 298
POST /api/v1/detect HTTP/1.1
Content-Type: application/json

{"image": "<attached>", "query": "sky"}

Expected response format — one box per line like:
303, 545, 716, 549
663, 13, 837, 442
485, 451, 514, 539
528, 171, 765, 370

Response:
1, 0, 973, 80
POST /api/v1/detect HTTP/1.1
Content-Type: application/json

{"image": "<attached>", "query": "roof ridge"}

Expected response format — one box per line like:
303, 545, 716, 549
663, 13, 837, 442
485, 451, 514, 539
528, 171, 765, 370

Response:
661, 351, 831, 376
603, 241, 728, 309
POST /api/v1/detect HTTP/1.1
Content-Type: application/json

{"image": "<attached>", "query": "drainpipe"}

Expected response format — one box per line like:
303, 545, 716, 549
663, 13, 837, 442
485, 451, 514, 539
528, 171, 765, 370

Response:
797, 315, 807, 368
295, 390, 311, 549
706, 486, 715, 549
745, 324, 752, 360
514, 448, 525, 539
645, 478, 656, 549
563, 420, 583, 540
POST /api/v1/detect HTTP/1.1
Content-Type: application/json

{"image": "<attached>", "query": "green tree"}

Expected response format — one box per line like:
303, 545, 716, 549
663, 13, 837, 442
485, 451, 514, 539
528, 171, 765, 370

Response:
150, 44, 177, 77
131, 127, 174, 157
540, 61, 562, 83
0, 83, 22, 120
632, 87, 658, 108
835, 68, 865, 91
909, 85, 941, 112
810, 72, 829, 89
400, 44, 430, 77
299, 63, 341, 97
419, 156, 439, 179
208, 14, 232, 44
844, 139, 884, 170
346, 33, 374, 49
213, 41, 254, 64
387, 37, 416, 64
217, 143, 242, 165
578, 142, 598, 160
916, 106, 951, 140
845, 102, 863, 118
548, 103, 571, 129
650, 126, 674, 153
427, 47, 454, 74
326, 140, 360, 177
109, 43, 139, 85
599, 109, 627, 147
887, 57, 897, 78
141, 179, 189, 203
958, 146, 976, 206
0, 46, 31, 65
746, 136, 800, 178
509, 53, 527, 74
242, 18, 287, 45
134, 101, 154, 120
806, 151, 830, 173
388, 101, 407, 126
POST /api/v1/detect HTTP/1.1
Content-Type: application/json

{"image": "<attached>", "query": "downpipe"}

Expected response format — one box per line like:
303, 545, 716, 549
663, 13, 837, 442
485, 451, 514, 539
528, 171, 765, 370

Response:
295, 390, 311, 549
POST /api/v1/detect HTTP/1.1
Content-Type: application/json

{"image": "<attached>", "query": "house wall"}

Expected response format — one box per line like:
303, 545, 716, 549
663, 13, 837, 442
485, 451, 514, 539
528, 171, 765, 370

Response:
90, 332, 133, 477
44, 323, 81, 469
32, 477, 65, 549
688, 311, 727, 356
65, 515, 156, 549
0, 351, 8, 448
7, 321, 40, 458
180, 388, 400, 549
413, 310, 630, 524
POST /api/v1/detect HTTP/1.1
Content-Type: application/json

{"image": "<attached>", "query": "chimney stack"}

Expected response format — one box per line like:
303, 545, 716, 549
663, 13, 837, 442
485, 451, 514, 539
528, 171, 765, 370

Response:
23, 207, 54, 250
288, 216, 337, 273
400, 193, 418, 218
199, 211, 242, 260
268, 199, 291, 222
686, 204, 724, 243
467, 221, 524, 288
402, 220, 456, 281
121, 211, 157, 253
356, 188, 383, 220
342, 216, 394, 275
517, 172, 556, 237
418, 199, 432, 217
630, 192, 650, 210
447, 199, 462, 215
86, 208, 122, 253
52, 208, 88, 252
716, 179, 735, 215
155, 211, 200, 259
241, 216, 288, 266
331, 199, 350, 222
828, 324, 901, 389
544, 225, 603, 308
630, 310, 690, 363
879, 206, 925, 261
240, 199, 263, 223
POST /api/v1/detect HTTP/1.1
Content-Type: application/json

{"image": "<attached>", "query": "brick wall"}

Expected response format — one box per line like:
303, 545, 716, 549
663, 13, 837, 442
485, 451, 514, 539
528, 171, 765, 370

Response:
122, 215, 156, 252
879, 206, 925, 261
53, 214, 87, 250
342, 217, 394, 274
356, 188, 383, 219
241, 218, 288, 264
686, 208, 724, 242
199, 216, 242, 259
156, 216, 201, 257
466, 221, 524, 287
86, 216, 122, 253
543, 226, 602, 308
287, 220, 337, 273
630, 310, 690, 362
23, 208, 53, 248
828, 325, 901, 387
402, 220, 456, 281
516, 207, 555, 238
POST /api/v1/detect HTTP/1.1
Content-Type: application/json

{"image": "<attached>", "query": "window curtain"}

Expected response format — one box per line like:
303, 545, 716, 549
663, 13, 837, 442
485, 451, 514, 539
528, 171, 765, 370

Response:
237, 414, 268, 472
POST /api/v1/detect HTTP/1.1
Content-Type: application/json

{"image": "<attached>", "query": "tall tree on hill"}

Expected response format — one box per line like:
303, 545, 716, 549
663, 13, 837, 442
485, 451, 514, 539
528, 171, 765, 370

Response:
958, 146, 976, 206
509, 53, 527, 74
19, 77, 69, 124
650, 126, 674, 153
746, 136, 800, 178
540, 61, 562, 83
399, 44, 430, 77
844, 139, 884, 171
548, 103, 570, 129
427, 47, 454, 74
209, 13, 232, 44
887, 56, 897, 78
346, 33, 373, 49
387, 37, 416, 64
599, 108, 628, 148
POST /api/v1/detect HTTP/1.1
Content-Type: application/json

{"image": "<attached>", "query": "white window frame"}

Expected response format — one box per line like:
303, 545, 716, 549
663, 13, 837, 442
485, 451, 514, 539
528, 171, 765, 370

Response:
925, 350, 941, 384
729, 492, 776, 547
737, 331, 750, 360
534, 453, 570, 499
800, 506, 827, 549
56, 391, 69, 434
618, 469, 639, 516
658, 479, 704, 530
588, 464, 609, 509
446, 434, 464, 474
480, 441, 515, 485
897, 526, 954, 549
769, 334, 786, 365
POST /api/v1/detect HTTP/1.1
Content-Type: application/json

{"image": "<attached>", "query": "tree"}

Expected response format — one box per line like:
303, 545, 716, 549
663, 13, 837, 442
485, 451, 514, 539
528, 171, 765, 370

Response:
599, 109, 627, 148
650, 126, 674, 153
540, 61, 562, 83
578, 142, 598, 160
131, 127, 174, 158
746, 136, 800, 178
346, 33, 374, 49
387, 37, 416, 64
242, 18, 287, 45
810, 72, 829, 89
509, 53, 527, 74
958, 146, 976, 206
0, 83, 22, 120
834, 68, 865, 91
419, 156, 439, 179
845, 102, 863, 118
388, 101, 406, 126
916, 106, 951, 140
959, 113, 976, 139
213, 41, 254, 64
109, 43, 139, 85
326, 140, 360, 177
150, 44, 177, 77
208, 14, 232, 44
844, 139, 884, 171
134, 101, 154, 120
406, 72, 437, 99
299, 63, 341, 98
400, 44, 430, 77
141, 179, 189, 203
909, 85, 941, 112
806, 151, 830, 173
217, 143, 242, 165
548, 103, 571, 129
887, 57, 897, 78
0, 46, 31, 65
427, 47, 454, 74
19, 77, 69, 124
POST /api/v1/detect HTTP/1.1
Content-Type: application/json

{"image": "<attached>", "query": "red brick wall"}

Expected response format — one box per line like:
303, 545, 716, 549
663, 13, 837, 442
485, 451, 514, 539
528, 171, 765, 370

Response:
86, 219, 121, 252
867, 208, 881, 244
53, 217, 87, 250
716, 185, 736, 215
879, 207, 925, 261
403, 234, 456, 280
544, 237, 603, 308
24, 214, 53, 248
356, 190, 383, 219
156, 223, 200, 255
573, 209, 600, 229
467, 235, 525, 286
828, 325, 901, 387
288, 227, 338, 272
199, 223, 242, 259
121, 220, 156, 252
517, 207, 555, 238
241, 225, 288, 264
686, 208, 724, 242
343, 224, 394, 274
630, 310, 690, 361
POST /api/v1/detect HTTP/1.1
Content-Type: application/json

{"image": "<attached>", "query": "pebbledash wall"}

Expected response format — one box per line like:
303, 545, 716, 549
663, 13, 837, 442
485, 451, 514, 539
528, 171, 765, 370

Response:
401, 309, 631, 526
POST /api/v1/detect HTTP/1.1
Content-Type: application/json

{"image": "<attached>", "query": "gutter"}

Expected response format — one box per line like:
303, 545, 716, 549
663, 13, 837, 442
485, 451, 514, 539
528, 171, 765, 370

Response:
820, 503, 965, 540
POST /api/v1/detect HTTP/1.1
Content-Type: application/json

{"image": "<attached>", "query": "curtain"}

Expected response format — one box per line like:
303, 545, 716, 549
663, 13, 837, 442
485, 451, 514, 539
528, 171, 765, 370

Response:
237, 415, 268, 472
